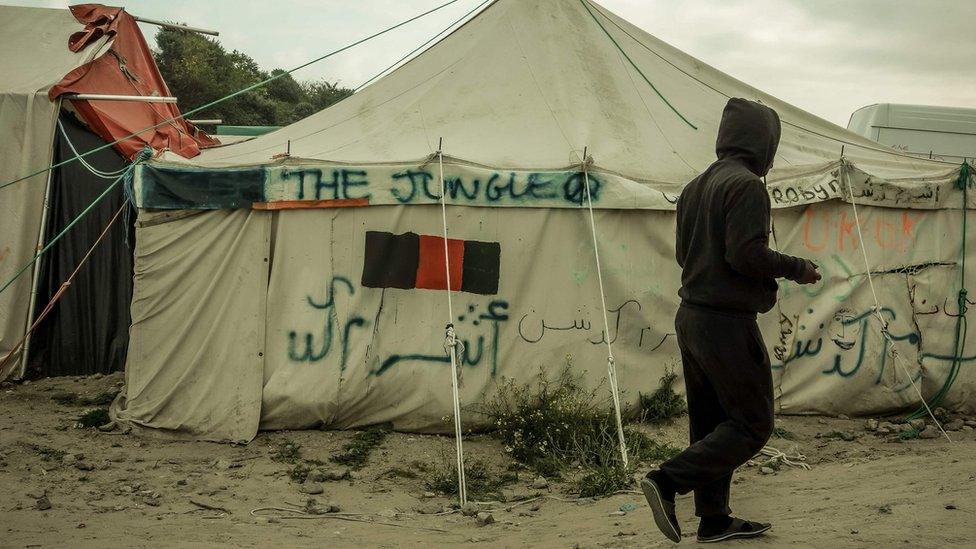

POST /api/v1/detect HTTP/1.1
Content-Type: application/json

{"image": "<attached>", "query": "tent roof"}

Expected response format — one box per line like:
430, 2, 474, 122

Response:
150, 0, 957, 188
0, 5, 109, 95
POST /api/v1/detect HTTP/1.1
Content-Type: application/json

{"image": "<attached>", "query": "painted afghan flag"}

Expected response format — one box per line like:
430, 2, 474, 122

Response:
361, 231, 500, 295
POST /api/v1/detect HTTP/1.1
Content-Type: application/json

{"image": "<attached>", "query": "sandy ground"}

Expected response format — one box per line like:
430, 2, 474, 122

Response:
1, 373, 974, 549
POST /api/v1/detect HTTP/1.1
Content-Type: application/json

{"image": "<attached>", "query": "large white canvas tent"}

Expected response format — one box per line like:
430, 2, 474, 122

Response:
103, 0, 972, 442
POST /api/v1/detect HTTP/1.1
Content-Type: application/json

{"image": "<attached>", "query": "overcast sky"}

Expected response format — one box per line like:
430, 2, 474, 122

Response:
15, 0, 976, 127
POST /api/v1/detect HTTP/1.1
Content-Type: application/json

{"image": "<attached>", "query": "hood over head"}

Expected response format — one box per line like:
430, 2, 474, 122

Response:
715, 98, 781, 176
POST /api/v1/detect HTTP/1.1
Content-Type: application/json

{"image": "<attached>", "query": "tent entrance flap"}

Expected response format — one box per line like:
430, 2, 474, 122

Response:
27, 114, 133, 378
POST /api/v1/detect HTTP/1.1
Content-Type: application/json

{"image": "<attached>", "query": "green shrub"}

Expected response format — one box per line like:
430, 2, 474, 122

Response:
480, 365, 679, 497
635, 369, 686, 424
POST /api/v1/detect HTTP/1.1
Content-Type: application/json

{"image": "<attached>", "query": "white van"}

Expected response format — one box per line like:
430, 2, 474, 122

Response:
847, 103, 976, 163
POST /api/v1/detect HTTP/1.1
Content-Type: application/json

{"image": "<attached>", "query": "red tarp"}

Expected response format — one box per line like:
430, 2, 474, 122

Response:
49, 4, 219, 160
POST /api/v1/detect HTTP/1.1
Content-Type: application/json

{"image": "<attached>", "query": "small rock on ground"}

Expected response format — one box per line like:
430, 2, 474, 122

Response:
476, 511, 494, 525
944, 419, 964, 431
35, 496, 52, 511
919, 425, 941, 439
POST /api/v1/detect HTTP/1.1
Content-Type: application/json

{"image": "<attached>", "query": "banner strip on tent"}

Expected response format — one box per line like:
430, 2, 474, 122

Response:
130, 159, 963, 212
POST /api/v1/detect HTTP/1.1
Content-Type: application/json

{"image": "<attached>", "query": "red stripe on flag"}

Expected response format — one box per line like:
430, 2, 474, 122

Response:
416, 235, 465, 291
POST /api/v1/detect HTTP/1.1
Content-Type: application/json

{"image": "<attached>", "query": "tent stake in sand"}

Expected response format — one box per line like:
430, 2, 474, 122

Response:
437, 137, 468, 505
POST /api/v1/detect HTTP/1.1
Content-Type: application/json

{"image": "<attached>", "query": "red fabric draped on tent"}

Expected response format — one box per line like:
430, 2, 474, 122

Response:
48, 4, 218, 160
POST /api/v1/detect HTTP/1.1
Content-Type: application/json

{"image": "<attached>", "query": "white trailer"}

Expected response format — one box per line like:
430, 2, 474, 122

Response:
847, 103, 976, 163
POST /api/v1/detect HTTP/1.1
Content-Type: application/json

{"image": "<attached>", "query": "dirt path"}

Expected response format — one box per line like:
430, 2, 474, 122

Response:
1, 374, 974, 548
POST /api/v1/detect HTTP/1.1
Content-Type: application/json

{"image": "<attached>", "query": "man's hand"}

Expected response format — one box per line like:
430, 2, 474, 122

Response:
796, 259, 821, 285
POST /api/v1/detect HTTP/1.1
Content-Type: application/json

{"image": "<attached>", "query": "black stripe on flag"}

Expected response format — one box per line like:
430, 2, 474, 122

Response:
362, 231, 419, 289
461, 240, 501, 295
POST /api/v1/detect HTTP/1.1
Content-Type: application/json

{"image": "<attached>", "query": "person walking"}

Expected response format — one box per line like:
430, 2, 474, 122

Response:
642, 97, 821, 543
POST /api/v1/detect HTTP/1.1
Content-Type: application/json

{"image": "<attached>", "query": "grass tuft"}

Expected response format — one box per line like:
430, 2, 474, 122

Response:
76, 408, 110, 428
577, 464, 630, 498
270, 440, 302, 463
331, 424, 391, 469
422, 458, 514, 500
635, 369, 686, 424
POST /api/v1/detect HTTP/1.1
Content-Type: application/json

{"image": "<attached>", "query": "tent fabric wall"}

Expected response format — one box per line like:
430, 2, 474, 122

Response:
110, 209, 269, 442
0, 6, 109, 380
27, 114, 132, 378
113, 190, 974, 441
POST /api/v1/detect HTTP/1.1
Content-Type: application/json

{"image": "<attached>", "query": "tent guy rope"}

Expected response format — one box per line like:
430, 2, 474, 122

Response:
354, 0, 494, 93
577, 0, 697, 131
0, 202, 127, 377
57, 119, 128, 179
580, 147, 630, 470
0, 162, 137, 299
0, 0, 465, 192
906, 161, 973, 420
437, 138, 468, 505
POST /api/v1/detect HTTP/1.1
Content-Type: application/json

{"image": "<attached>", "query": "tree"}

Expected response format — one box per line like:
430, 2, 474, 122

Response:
152, 28, 353, 126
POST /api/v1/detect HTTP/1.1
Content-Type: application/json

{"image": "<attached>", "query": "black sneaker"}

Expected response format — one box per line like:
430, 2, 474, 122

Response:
640, 475, 681, 543
697, 517, 771, 543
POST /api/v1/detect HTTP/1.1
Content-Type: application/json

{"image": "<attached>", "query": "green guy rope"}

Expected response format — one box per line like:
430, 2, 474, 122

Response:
0, 0, 464, 192
0, 166, 132, 298
907, 161, 972, 419
0, 146, 149, 299
577, 0, 697, 130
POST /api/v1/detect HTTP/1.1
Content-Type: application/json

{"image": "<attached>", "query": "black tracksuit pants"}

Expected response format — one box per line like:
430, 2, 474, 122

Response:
660, 302, 775, 517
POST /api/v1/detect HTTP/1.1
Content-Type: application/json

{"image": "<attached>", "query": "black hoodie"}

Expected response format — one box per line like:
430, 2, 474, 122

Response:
675, 98, 807, 316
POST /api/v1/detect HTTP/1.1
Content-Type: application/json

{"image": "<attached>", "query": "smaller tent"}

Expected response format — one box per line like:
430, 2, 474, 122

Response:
0, 4, 215, 380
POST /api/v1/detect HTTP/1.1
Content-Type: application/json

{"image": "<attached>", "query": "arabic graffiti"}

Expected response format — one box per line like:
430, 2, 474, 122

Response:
770, 172, 941, 208
372, 300, 510, 377
772, 306, 919, 382
516, 299, 673, 351
287, 276, 369, 370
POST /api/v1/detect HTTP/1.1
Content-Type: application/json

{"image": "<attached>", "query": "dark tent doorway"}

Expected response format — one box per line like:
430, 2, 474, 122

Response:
26, 113, 134, 377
